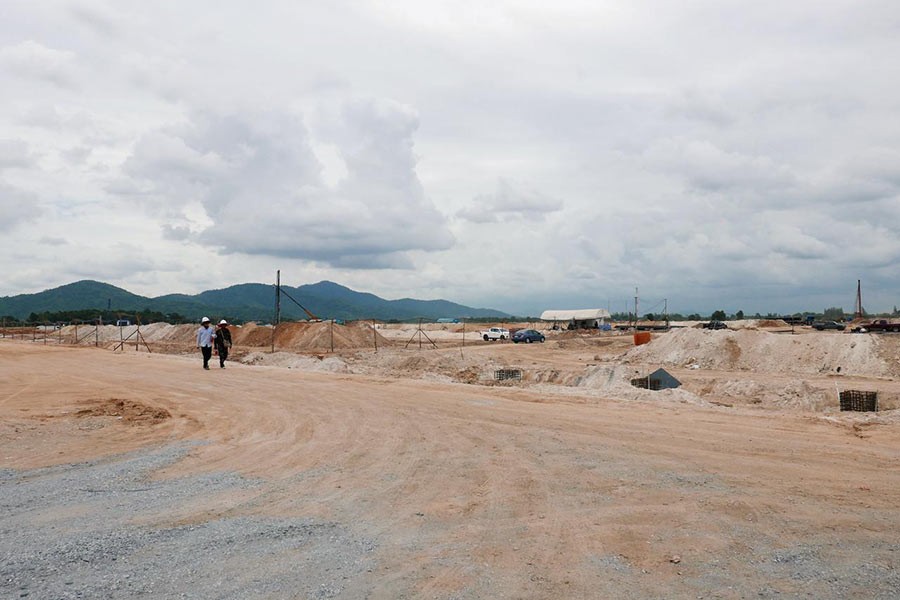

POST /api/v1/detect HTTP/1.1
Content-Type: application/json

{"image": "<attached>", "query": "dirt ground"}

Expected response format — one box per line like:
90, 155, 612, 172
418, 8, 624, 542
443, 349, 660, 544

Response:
3, 328, 900, 598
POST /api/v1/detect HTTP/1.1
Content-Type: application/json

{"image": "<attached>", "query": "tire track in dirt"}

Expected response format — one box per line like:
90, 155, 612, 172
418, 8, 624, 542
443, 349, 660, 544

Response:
5, 341, 900, 598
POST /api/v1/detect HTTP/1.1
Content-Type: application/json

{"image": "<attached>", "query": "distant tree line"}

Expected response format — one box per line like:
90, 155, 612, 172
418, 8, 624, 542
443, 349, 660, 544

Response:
608, 306, 900, 322
22, 309, 192, 325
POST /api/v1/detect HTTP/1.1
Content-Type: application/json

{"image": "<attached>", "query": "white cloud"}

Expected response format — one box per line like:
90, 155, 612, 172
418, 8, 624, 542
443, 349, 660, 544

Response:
641, 138, 798, 196
0, 139, 34, 168
0, 40, 77, 88
0, 1, 899, 315
0, 181, 40, 231
112, 103, 454, 268
458, 179, 563, 223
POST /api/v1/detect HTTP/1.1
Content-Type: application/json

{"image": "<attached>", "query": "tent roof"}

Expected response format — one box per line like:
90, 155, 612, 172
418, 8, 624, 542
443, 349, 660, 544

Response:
648, 368, 681, 389
540, 309, 611, 321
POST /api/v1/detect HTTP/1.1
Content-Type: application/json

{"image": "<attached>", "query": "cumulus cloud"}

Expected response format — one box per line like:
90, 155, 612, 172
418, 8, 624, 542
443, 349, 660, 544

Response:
111, 102, 454, 268
641, 138, 798, 196
161, 224, 192, 241
65, 243, 168, 280
59, 147, 91, 166
1, 2, 899, 314
765, 223, 830, 261
0, 139, 35, 168
664, 89, 737, 128
0, 40, 77, 88
39, 236, 68, 246
0, 182, 39, 231
457, 179, 563, 223
68, 4, 119, 39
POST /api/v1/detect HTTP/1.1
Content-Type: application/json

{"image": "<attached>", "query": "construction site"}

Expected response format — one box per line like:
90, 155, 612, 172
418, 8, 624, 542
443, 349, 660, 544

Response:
3, 313, 900, 598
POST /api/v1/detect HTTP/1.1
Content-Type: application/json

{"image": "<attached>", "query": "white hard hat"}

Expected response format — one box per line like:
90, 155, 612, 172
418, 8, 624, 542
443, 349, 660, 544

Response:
219, 319, 228, 325
201, 316, 210, 323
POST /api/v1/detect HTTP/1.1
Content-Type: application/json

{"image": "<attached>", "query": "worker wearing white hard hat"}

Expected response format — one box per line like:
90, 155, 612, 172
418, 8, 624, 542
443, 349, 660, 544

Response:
196, 316, 216, 370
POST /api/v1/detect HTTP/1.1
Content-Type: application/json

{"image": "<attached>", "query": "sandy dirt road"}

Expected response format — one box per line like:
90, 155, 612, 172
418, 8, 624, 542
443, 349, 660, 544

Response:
2, 340, 900, 598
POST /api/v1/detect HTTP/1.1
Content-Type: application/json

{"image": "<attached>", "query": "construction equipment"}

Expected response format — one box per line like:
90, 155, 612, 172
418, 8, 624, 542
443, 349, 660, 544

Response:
277, 285, 322, 322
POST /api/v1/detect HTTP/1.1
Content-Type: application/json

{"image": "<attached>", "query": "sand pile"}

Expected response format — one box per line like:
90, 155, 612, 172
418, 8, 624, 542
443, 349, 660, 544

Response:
347, 348, 511, 384
757, 319, 788, 327
709, 378, 831, 411
56, 323, 182, 346
240, 351, 351, 373
232, 323, 272, 347
272, 321, 389, 351
53, 321, 388, 353
624, 328, 890, 377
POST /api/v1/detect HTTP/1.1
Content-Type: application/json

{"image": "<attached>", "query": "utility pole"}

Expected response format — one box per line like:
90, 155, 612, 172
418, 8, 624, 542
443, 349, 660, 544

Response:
634, 287, 639, 329
272, 269, 281, 353
855, 279, 864, 319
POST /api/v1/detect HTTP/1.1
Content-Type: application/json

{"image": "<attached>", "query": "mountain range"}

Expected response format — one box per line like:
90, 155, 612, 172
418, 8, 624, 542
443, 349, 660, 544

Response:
0, 280, 509, 322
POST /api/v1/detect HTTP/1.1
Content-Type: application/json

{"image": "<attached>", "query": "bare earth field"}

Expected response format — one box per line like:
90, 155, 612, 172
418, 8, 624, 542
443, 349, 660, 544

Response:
2, 325, 900, 599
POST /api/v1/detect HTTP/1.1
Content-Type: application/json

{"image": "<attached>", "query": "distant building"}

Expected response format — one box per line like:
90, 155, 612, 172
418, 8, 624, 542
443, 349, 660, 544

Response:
436, 318, 460, 324
116, 319, 131, 327
540, 308, 611, 330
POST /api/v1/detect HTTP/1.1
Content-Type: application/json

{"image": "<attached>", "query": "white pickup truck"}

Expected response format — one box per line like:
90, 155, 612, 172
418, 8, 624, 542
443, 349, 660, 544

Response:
480, 327, 510, 341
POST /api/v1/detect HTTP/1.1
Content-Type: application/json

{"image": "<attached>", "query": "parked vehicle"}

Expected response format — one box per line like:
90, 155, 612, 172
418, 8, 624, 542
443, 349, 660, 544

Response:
480, 327, 510, 341
813, 320, 845, 331
512, 329, 545, 344
702, 320, 728, 330
856, 319, 900, 333
781, 314, 816, 326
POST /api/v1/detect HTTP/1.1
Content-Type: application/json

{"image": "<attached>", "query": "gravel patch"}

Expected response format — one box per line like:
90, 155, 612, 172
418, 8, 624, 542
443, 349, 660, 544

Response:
0, 444, 377, 599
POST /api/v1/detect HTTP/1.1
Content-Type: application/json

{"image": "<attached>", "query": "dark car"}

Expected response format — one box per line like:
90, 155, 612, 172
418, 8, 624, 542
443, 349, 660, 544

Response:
512, 329, 545, 343
813, 320, 845, 331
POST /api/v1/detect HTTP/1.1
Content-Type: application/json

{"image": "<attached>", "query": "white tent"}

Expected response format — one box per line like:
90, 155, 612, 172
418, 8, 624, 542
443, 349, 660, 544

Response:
540, 309, 611, 322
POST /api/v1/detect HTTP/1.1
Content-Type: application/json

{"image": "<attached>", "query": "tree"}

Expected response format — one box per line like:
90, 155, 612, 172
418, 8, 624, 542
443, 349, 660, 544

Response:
735, 310, 744, 320
644, 313, 655, 321
823, 307, 845, 320
710, 310, 727, 320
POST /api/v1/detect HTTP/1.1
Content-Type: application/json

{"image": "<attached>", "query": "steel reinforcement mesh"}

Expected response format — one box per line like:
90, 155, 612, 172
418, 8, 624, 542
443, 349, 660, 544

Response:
630, 377, 662, 391
839, 390, 878, 412
495, 369, 522, 381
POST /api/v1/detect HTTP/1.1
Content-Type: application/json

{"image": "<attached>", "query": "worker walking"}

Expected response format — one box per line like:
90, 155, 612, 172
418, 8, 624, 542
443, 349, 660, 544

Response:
215, 319, 233, 368
196, 316, 216, 370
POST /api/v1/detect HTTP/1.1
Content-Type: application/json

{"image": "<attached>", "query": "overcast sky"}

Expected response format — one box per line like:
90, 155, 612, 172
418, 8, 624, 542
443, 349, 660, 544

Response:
2, 1, 899, 316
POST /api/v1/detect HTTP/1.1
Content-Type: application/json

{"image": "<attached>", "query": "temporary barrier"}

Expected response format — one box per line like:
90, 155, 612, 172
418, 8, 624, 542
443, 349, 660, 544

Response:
633, 332, 652, 345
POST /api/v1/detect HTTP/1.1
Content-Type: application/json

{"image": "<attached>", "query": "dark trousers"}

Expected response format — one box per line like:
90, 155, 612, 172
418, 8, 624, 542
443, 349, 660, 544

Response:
217, 345, 228, 367
201, 345, 212, 369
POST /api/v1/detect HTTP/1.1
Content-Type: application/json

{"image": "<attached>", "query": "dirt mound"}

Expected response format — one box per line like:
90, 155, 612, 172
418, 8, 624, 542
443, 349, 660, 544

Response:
624, 328, 891, 377
233, 322, 273, 347
757, 319, 787, 327
240, 351, 351, 373
273, 321, 389, 351
75, 398, 171, 424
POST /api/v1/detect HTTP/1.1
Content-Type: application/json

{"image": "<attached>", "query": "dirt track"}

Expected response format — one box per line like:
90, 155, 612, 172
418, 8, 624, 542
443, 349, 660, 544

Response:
3, 340, 900, 598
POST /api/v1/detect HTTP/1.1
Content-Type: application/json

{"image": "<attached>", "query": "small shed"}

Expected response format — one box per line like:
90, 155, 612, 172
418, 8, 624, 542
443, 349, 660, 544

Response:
540, 308, 611, 330
630, 368, 681, 391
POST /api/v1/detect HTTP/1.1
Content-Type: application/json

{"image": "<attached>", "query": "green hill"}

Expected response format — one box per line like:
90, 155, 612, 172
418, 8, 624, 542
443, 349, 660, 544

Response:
0, 280, 508, 322
0, 281, 146, 318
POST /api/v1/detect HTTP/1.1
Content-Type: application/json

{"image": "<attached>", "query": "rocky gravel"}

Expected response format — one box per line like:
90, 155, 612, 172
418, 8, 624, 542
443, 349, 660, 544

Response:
0, 444, 377, 599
